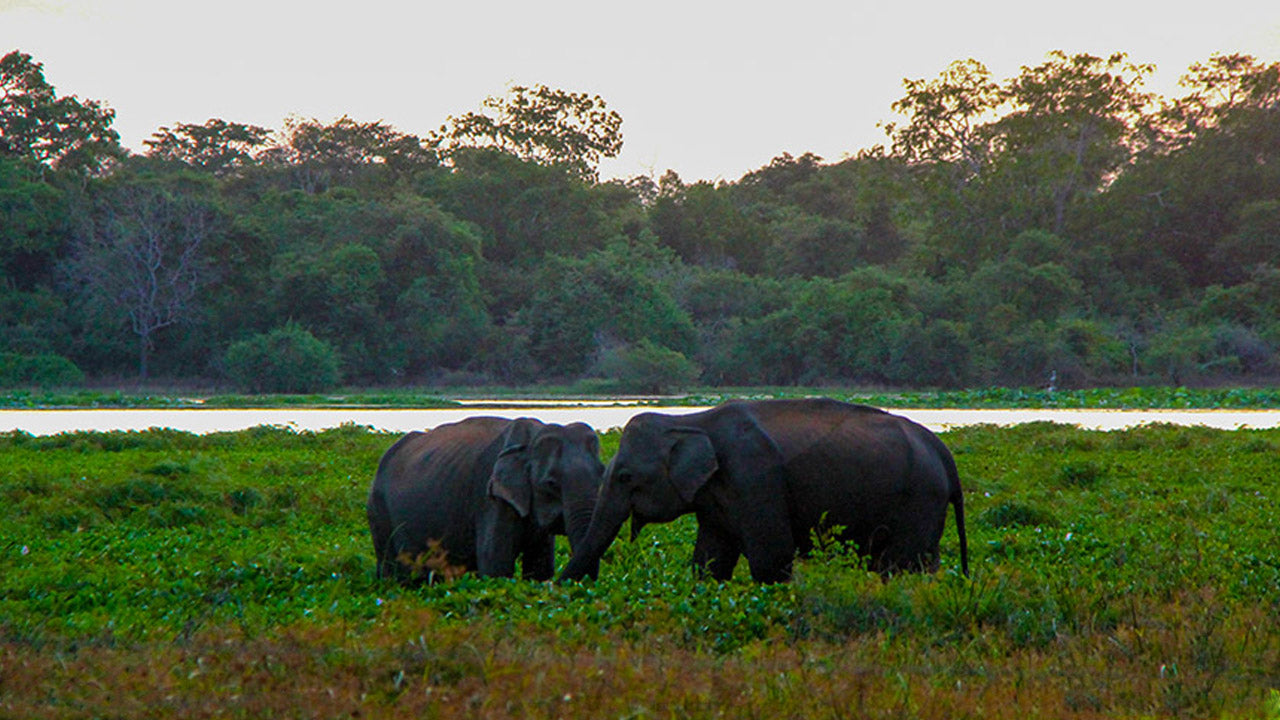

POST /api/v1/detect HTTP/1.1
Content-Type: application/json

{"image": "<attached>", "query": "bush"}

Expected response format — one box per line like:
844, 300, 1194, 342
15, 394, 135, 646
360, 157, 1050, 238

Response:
0, 352, 85, 388
223, 323, 342, 393
597, 338, 701, 394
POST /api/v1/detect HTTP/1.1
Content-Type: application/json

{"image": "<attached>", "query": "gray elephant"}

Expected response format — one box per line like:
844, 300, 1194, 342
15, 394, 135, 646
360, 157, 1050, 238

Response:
559, 399, 968, 583
367, 417, 603, 583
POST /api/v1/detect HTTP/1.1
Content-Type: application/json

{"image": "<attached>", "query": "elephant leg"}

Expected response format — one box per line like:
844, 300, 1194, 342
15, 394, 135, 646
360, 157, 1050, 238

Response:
868, 514, 945, 575
739, 507, 797, 583
476, 504, 519, 578
521, 537, 555, 581
692, 523, 740, 581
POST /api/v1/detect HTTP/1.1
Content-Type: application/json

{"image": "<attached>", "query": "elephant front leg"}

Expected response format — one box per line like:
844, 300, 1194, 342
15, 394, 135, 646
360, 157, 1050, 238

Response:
692, 523, 740, 581
476, 504, 520, 578
739, 508, 797, 583
520, 536, 555, 581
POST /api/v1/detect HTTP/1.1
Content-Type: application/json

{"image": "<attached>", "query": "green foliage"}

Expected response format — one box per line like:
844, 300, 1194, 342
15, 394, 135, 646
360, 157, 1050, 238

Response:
435, 84, 623, 181
223, 323, 342, 393
2, 422, 1278, 717
2, 49, 1280, 389
0, 50, 120, 175
0, 352, 83, 388
142, 118, 272, 175
596, 338, 701, 394
524, 241, 696, 378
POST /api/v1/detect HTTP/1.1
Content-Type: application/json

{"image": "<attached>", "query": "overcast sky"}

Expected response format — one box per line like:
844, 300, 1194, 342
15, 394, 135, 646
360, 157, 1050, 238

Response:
4, 0, 1279, 182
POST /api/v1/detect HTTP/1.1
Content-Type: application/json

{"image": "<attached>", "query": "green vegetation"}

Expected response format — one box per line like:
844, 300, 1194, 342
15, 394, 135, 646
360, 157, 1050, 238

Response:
2, 423, 1278, 717
5, 384, 1280, 409
0, 352, 83, 388
223, 323, 343, 394
4, 50, 1280, 392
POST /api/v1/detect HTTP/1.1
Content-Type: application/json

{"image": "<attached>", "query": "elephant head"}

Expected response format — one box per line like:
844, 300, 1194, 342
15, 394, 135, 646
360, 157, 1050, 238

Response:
559, 413, 717, 580
487, 419, 604, 554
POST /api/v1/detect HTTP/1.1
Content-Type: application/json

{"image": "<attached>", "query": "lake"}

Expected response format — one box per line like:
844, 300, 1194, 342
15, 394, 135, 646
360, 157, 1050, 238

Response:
4, 406, 1280, 435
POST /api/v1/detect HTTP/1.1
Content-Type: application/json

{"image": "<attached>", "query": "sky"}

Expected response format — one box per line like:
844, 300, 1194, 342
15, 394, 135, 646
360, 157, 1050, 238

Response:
3, 0, 1280, 183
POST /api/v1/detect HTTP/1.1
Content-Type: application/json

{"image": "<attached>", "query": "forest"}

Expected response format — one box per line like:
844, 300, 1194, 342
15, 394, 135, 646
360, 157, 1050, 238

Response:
2, 49, 1279, 392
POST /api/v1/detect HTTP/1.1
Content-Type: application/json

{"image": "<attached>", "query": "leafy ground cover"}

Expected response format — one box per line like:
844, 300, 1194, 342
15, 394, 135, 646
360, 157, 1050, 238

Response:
1, 422, 1278, 718
5, 384, 1280, 409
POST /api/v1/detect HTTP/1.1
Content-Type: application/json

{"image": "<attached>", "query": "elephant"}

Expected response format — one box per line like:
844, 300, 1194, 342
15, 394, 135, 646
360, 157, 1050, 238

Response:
367, 416, 604, 583
559, 399, 968, 583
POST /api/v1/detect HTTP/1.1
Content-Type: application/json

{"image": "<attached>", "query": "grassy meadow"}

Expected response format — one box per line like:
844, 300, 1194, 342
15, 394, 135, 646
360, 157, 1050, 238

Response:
1, 420, 1279, 718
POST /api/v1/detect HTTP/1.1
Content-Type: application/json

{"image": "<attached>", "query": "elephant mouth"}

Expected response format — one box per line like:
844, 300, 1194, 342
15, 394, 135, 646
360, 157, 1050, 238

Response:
629, 514, 647, 541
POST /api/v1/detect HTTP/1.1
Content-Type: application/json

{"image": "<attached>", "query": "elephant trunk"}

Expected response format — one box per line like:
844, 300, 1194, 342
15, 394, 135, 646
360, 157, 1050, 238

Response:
564, 501, 596, 556
558, 486, 629, 582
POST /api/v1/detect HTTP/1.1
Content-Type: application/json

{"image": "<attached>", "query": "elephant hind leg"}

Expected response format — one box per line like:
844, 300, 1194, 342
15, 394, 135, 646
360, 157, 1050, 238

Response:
866, 523, 943, 575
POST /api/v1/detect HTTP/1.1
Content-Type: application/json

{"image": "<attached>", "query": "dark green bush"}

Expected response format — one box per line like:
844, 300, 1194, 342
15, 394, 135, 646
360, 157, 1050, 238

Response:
0, 352, 85, 388
597, 338, 701, 394
223, 323, 342, 393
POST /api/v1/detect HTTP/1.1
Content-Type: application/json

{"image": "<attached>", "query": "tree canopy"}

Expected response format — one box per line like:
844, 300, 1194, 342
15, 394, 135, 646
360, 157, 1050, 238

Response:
1, 49, 1279, 392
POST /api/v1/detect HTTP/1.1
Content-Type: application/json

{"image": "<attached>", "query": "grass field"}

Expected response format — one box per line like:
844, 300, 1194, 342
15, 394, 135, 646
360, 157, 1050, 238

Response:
2, 420, 1279, 718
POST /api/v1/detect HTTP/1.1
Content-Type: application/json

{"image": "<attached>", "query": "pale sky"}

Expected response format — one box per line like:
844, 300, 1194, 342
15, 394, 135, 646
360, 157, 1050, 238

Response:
4, 0, 1280, 182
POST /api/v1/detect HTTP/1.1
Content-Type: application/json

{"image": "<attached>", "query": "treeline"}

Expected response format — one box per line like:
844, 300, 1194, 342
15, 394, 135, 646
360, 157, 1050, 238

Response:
2, 49, 1279, 391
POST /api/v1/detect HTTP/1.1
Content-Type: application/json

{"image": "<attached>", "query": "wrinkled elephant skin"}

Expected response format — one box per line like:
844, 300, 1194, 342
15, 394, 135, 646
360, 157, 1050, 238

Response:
368, 417, 603, 583
560, 399, 968, 583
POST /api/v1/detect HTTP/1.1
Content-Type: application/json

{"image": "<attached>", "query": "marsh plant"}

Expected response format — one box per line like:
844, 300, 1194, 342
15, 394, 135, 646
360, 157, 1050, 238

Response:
1, 422, 1278, 718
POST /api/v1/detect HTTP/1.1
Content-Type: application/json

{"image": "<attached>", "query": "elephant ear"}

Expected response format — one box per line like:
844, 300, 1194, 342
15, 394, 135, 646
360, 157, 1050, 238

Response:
666, 427, 718, 504
487, 418, 539, 517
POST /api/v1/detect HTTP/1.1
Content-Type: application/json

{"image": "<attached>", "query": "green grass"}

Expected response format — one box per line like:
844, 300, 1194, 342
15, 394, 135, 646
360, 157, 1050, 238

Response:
2, 422, 1279, 718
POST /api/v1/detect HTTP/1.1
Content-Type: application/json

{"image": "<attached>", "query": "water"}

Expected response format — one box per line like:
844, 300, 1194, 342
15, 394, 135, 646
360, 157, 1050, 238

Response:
3, 406, 1280, 436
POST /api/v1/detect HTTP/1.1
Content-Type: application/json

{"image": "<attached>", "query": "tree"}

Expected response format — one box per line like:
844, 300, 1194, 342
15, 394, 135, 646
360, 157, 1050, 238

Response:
993, 51, 1156, 234
143, 118, 272, 175
65, 178, 220, 379
435, 84, 623, 181
649, 171, 768, 271
259, 116, 435, 192
432, 148, 620, 264
884, 59, 1005, 183
1160, 53, 1280, 146
1088, 54, 1280, 288
0, 50, 119, 176
523, 242, 695, 378
883, 59, 1008, 269
0, 154, 65, 288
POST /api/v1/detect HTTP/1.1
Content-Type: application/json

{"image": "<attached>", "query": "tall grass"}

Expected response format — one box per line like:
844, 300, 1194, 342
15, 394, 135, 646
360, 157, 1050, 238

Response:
2, 422, 1278, 718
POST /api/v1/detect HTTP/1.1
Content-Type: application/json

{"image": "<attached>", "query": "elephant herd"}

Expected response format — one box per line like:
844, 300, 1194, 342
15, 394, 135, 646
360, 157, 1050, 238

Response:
366, 398, 969, 585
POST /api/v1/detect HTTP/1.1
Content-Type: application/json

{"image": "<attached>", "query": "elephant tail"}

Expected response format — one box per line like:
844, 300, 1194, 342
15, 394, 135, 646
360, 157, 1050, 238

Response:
926, 429, 969, 578
944, 448, 970, 578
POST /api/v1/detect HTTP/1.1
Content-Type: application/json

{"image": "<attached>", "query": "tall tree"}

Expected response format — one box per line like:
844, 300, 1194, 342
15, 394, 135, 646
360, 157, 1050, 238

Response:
0, 50, 119, 177
993, 51, 1156, 234
65, 178, 220, 379
883, 59, 1008, 269
1160, 53, 1280, 145
884, 59, 1005, 185
143, 118, 272, 175
435, 84, 623, 181
258, 116, 435, 193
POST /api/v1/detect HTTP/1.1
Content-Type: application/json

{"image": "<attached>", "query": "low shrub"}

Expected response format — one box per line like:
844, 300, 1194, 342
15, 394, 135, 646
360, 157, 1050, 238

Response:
0, 352, 84, 388
223, 323, 342, 393
596, 338, 701, 394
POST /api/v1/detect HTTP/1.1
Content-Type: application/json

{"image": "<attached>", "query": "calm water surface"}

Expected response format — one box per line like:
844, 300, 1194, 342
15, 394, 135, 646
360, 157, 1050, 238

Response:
4, 406, 1280, 436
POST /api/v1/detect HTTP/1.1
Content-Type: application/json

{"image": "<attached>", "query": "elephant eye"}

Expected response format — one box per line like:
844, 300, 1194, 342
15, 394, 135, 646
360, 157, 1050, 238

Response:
615, 469, 633, 485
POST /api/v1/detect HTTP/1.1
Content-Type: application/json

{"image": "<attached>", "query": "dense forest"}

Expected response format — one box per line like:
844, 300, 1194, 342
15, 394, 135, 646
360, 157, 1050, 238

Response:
2, 49, 1279, 392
